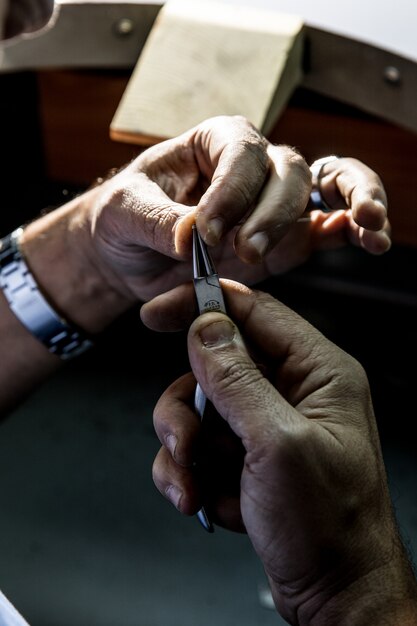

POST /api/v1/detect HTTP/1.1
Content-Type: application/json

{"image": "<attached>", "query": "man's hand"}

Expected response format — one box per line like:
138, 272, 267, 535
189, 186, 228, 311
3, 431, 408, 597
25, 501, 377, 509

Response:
309, 156, 391, 255
86, 115, 312, 301
143, 283, 417, 625
20, 116, 391, 332
89, 122, 390, 301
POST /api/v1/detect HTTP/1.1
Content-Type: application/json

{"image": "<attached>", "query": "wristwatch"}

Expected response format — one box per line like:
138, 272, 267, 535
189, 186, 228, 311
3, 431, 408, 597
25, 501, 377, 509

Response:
0, 228, 93, 360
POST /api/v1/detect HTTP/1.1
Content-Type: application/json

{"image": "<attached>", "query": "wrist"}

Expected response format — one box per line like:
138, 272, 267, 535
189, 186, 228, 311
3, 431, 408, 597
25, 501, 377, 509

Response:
0, 228, 93, 359
310, 557, 417, 626
267, 546, 417, 626
19, 185, 135, 336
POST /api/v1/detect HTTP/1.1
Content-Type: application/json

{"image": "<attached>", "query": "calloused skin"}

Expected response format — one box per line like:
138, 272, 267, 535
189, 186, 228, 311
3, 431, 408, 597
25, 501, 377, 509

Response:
142, 282, 417, 625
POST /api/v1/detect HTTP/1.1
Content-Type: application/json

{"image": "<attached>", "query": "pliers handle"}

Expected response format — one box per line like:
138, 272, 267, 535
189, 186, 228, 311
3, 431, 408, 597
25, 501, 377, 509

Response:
192, 225, 228, 533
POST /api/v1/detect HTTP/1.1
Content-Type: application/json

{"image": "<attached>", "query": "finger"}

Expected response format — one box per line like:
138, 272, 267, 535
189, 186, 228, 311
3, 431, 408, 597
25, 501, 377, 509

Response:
103, 169, 192, 260
144, 280, 322, 363
189, 286, 362, 412
358, 226, 392, 255
152, 447, 200, 515
140, 282, 196, 331
310, 210, 392, 255
234, 144, 311, 263
154, 372, 247, 529
152, 447, 244, 529
192, 116, 270, 245
186, 310, 297, 446
140, 280, 251, 332
346, 214, 392, 255
153, 373, 201, 467
319, 158, 388, 231
142, 278, 343, 402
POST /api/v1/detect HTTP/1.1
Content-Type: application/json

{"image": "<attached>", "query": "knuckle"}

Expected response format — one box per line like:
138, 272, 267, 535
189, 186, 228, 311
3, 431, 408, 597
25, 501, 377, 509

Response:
232, 136, 269, 171
231, 114, 252, 126
219, 114, 260, 135
286, 148, 311, 184
211, 358, 262, 402
102, 184, 129, 211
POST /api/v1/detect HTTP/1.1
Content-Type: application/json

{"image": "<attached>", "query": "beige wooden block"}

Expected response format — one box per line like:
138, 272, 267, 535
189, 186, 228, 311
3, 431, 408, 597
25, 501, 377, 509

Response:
110, 0, 304, 145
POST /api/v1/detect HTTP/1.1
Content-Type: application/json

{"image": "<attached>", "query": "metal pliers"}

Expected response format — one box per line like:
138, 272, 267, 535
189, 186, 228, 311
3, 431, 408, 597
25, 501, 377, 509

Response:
192, 225, 227, 533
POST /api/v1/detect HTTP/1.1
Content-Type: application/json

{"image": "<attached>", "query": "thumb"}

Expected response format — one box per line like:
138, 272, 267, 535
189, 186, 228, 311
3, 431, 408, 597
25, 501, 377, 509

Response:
188, 312, 294, 445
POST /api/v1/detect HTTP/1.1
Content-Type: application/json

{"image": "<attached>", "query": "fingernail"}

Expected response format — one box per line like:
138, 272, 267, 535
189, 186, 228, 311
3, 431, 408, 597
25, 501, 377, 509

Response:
247, 231, 269, 258
199, 320, 235, 348
205, 218, 223, 245
166, 484, 182, 509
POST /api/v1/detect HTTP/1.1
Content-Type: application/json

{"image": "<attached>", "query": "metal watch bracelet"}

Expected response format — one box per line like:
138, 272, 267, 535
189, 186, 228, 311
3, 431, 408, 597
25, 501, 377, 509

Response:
0, 227, 93, 360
